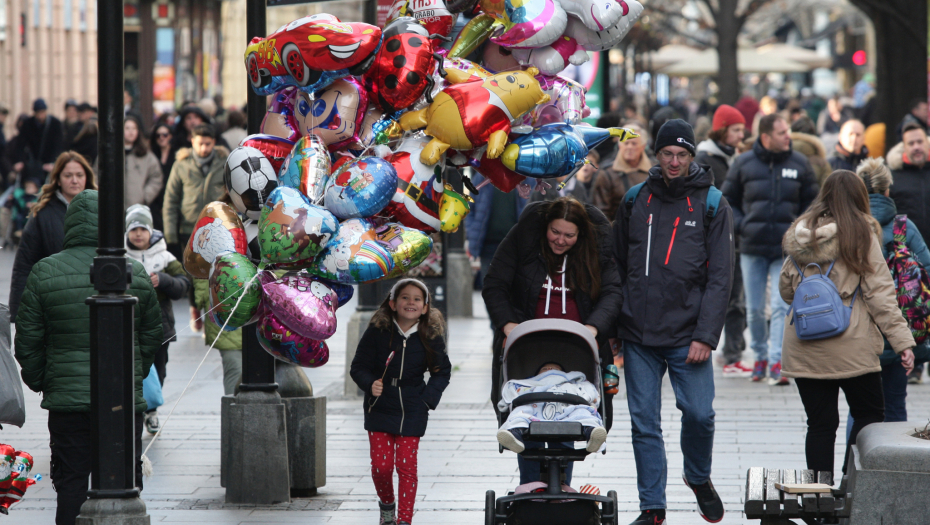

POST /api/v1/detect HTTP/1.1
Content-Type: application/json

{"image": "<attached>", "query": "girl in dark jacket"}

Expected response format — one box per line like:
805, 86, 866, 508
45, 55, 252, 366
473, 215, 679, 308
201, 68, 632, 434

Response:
350, 278, 451, 525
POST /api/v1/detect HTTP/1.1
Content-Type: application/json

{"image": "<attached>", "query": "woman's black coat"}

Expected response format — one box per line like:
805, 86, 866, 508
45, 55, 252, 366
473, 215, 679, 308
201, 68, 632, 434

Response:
9, 196, 68, 322
350, 311, 452, 437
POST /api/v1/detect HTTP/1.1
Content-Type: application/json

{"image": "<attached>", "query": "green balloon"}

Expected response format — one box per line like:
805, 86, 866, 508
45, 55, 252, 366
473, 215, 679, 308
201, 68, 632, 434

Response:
210, 253, 261, 329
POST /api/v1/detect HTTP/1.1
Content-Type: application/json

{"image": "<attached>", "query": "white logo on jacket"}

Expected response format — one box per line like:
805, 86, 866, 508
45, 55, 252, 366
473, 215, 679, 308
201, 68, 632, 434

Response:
782, 169, 798, 179
685, 220, 696, 227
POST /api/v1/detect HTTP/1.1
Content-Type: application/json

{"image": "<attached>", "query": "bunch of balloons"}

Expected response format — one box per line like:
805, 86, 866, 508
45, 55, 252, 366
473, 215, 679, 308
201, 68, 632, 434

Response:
0, 445, 39, 515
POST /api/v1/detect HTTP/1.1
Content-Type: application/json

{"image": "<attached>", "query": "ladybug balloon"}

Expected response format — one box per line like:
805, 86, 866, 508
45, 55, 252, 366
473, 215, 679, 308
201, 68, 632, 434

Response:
364, 17, 438, 114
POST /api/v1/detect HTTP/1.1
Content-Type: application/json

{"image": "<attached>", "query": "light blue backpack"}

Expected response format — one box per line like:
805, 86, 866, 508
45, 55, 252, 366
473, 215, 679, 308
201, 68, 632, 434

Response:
787, 258, 859, 340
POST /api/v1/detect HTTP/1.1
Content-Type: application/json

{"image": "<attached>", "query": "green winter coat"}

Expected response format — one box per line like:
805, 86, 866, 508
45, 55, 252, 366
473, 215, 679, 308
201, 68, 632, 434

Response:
162, 146, 230, 245
13, 190, 164, 413
193, 278, 242, 351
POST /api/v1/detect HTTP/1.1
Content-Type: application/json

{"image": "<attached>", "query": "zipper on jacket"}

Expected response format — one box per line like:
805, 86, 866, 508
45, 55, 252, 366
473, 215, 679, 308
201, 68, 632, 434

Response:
665, 217, 680, 265
398, 337, 407, 433
645, 214, 653, 276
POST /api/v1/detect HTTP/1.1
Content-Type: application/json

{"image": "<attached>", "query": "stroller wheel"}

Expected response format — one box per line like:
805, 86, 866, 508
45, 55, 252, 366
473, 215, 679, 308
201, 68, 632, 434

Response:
604, 490, 619, 525
485, 490, 496, 525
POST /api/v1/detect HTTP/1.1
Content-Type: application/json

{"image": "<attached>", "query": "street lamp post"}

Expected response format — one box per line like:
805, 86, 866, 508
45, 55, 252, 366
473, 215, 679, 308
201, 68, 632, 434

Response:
76, 0, 151, 523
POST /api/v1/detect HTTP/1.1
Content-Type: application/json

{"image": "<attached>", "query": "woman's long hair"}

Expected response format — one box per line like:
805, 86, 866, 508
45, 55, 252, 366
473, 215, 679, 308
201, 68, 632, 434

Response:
372, 282, 446, 373
797, 169, 874, 275
540, 197, 601, 300
30, 151, 97, 217
125, 114, 149, 158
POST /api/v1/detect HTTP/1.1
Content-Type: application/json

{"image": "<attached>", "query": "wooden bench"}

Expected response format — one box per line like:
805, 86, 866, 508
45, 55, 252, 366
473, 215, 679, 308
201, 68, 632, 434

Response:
745, 468, 849, 524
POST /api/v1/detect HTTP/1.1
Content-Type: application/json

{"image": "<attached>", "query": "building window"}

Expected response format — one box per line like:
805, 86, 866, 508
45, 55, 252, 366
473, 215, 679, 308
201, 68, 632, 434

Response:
64, 0, 72, 29
32, 0, 38, 28
79, 0, 86, 31
46, 0, 51, 27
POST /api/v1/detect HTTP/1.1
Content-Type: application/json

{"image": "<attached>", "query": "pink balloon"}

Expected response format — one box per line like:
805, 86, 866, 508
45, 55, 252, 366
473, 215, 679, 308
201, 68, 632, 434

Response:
261, 271, 338, 340
257, 311, 330, 368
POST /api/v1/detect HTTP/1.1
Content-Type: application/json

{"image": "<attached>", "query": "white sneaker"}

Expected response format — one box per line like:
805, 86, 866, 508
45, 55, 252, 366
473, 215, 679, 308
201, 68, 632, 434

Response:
497, 429, 525, 453
586, 426, 607, 453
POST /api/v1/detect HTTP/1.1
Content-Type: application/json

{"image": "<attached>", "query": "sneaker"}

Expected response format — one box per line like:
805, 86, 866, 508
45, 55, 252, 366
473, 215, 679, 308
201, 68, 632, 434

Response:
683, 476, 724, 523
379, 501, 396, 525
586, 426, 608, 453
143, 411, 159, 435
907, 367, 923, 384
722, 362, 753, 377
497, 429, 525, 453
751, 360, 768, 382
768, 362, 789, 386
629, 509, 666, 524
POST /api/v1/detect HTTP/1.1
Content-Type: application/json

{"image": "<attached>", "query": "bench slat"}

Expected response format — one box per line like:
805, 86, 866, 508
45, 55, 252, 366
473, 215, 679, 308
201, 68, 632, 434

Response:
781, 469, 800, 515
817, 471, 835, 513
764, 468, 781, 514
800, 470, 818, 513
745, 467, 766, 518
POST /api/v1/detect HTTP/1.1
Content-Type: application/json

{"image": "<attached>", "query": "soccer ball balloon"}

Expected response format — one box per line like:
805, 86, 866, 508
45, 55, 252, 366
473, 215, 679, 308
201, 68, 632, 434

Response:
225, 146, 278, 220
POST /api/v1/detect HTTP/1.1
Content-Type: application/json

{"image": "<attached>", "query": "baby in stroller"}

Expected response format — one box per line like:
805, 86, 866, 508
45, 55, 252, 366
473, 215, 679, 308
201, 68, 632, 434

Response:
496, 362, 607, 454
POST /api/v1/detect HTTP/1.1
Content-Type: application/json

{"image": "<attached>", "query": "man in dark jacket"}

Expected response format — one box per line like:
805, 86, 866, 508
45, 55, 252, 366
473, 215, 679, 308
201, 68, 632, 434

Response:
464, 172, 528, 289
614, 120, 732, 525
13, 190, 163, 525
16, 99, 64, 180
722, 114, 818, 384
829, 119, 868, 172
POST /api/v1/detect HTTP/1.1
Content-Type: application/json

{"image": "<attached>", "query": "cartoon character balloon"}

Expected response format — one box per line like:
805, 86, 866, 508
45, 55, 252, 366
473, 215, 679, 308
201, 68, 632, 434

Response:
257, 311, 330, 368
261, 87, 301, 142
386, 0, 458, 43
384, 136, 446, 232
438, 183, 473, 233
184, 203, 249, 279
513, 74, 588, 127
482, 0, 567, 49
364, 17, 438, 114
278, 135, 331, 203
261, 271, 339, 340
209, 252, 262, 330
324, 155, 398, 220
258, 187, 339, 267
0, 449, 37, 514
501, 123, 639, 178
294, 78, 369, 150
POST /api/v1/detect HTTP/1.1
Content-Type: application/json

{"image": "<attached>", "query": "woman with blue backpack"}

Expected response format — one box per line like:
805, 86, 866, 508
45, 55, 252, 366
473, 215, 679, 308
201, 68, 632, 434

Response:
779, 169, 916, 480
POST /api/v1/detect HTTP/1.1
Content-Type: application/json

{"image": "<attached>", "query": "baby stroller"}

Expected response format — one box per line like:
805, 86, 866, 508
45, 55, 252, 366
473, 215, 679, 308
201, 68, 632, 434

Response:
486, 319, 618, 525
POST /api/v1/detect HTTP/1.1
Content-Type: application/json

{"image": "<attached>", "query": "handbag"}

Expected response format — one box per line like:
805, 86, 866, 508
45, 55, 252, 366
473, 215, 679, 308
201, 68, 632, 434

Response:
142, 365, 164, 411
0, 304, 26, 427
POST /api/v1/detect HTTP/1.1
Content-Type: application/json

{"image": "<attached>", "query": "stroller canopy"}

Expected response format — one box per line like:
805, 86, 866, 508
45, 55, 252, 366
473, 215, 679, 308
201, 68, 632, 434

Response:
502, 319, 600, 384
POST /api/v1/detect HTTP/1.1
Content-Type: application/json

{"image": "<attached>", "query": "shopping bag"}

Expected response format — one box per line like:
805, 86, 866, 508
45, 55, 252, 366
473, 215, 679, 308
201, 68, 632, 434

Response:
0, 304, 26, 427
142, 365, 164, 411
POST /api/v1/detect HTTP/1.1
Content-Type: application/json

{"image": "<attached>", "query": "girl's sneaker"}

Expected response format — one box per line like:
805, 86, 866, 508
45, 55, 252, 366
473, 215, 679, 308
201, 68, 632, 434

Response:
767, 362, 789, 386
379, 501, 396, 525
750, 360, 768, 382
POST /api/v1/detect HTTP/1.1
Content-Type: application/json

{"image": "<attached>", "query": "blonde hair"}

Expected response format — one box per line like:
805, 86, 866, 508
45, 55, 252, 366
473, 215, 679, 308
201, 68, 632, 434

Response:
855, 157, 893, 195
30, 151, 97, 217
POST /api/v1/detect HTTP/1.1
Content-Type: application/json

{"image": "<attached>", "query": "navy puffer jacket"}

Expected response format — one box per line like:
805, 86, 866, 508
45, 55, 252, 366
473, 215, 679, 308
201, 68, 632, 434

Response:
722, 140, 819, 260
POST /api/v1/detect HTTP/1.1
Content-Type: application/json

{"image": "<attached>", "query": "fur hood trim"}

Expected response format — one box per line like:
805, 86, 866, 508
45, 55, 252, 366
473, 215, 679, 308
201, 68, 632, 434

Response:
791, 132, 827, 158
783, 215, 881, 266
371, 307, 446, 340
175, 145, 230, 163
886, 142, 905, 170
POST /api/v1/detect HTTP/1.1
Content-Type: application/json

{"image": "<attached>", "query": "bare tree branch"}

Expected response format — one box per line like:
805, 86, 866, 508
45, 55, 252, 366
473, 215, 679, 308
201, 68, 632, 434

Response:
738, 0, 775, 26
653, 19, 716, 47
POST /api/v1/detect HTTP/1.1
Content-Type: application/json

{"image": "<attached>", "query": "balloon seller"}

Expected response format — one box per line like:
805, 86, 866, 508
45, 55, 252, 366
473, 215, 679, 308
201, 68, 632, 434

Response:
350, 278, 451, 525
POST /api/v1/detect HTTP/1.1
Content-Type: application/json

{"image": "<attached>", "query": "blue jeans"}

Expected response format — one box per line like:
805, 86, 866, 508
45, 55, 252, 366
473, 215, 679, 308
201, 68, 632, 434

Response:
741, 254, 789, 365
623, 341, 716, 510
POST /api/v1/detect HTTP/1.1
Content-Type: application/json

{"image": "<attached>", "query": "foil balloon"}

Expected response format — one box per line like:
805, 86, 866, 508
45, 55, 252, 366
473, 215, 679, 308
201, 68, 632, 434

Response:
324, 156, 398, 220
558, 0, 626, 32
437, 57, 493, 87
483, 0, 567, 49
511, 36, 588, 76
364, 17, 438, 114
563, 0, 643, 52
481, 43, 521, 73
257, 311, 330, 368
447, 13, 494, 59
438, 183, 473, 233
258, 186, 339, 266
387, 0, 458, 44
501, 123, 639, 178
278, 135, 331, 203
209, 252, 261, 330
261, 86, 301, 142
309, 218, 433, 283
398, 67, 549, 165
0, 450, 36, 515
445, 0, 479, 13
357, 106, 404, 149
322, 279, 355, 307
261, 271, 338, 340
470, 153, 526, 192
224, 146, 279, 221
0, 444, 13, 508
513, 74, 587, 127
384, 136, 445, 232
294, 78, 369, 150
239, 134, 295, 174
184, 202, 248, 279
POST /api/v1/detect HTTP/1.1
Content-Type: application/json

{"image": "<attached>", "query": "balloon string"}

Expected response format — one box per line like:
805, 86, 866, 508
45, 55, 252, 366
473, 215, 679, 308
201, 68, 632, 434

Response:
141, 269, 264, 477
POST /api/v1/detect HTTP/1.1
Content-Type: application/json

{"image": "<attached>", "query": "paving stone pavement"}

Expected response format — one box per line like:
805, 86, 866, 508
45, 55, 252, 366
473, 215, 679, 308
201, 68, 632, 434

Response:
2, 248, 929, 524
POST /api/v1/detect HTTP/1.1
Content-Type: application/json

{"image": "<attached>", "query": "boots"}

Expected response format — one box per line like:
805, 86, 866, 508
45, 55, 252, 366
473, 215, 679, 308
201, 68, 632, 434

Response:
379, 501, 396, 525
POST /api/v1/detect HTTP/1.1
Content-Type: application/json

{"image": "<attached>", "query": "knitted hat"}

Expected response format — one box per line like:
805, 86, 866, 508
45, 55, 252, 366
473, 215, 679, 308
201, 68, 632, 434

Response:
654, 119, 695, 156
125, 203, 154, 235
712, 104, 746, 131
33, 98, 47, 112
390, 278, 430, 304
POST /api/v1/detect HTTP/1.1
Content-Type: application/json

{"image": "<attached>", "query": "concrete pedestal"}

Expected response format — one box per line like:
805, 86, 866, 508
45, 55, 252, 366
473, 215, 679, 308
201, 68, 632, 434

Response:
846, 421, 930, 524
221, 390, 291, 504
75, 497, 150, 525
282, 396, 326, 497
445, 251, 473, 318
276, 361, 313, 398
344, 309, 376, 397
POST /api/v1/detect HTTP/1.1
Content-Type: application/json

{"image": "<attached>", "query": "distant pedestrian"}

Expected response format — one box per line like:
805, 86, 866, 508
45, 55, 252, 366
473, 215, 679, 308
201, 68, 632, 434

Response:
193, 274, 243, 395
894, 98, 929, 142
575, 150, 599, 195
695, 105, 750, 375
779, 170, 915, 479
829, 119, 868, 172
169, 106, 209, 155
123, 114, 163, 208
124, 204, 191, 434
63, 100, 82, 150
613, 119, 732, 525
220, 110, 247, 149
69, 103, 98, 165
592, 122, 652, 219
790, 116, 831, 187
529, 174, 588, 203
350, 279, 451, 525
722, 114, 819, 384
15, 99, 65, 181
463, 173, 528, 289
13, 190, 163, 525
9, 151, 97, 322
149, 122, 176, 232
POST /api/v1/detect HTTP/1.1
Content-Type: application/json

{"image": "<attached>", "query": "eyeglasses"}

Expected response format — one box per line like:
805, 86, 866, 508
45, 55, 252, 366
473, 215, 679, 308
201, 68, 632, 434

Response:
155, 132, 170, 138
657, 150, 692, 163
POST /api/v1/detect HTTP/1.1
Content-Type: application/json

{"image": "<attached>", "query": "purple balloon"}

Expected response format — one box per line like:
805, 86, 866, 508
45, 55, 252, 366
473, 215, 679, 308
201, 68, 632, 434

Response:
256, 311, 330, 368
261, 271, 338, 340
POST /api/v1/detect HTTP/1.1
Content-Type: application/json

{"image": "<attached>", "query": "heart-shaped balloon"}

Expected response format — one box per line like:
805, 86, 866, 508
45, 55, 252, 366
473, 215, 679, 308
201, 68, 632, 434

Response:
257, 312, 330, 368
261, 271, 338, 340
258, 187, 340, 267
209, 252, 262, 330
278, 135, 331, 204
184, 202, 248, 279
324, 156, 398, 220
239, 134, 295, 174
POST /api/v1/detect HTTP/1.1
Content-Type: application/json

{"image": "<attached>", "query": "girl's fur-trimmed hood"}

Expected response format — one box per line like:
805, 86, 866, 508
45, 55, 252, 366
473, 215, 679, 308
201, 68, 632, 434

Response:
783, 215, 881, 266
371, 307, 446, 340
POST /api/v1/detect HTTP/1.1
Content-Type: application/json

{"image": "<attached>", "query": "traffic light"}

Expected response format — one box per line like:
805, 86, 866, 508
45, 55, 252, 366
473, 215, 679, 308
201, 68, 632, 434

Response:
852, 50, 867, 66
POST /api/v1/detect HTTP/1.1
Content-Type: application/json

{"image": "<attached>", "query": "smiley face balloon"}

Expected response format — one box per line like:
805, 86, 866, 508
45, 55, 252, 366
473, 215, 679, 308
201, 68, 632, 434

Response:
294, 78, 369, 151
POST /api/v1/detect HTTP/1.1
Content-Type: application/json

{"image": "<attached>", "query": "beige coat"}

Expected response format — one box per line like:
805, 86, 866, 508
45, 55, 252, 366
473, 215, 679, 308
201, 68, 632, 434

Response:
125, 151, 163, 208
779, 217, 914, 379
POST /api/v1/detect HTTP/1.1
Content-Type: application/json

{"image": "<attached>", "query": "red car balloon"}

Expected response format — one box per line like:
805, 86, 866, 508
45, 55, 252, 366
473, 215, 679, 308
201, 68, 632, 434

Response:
364, 17, 438, 114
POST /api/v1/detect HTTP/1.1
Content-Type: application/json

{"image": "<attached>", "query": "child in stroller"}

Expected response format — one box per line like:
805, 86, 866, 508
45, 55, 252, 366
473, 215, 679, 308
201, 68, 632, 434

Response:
496, 362, 607, 455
